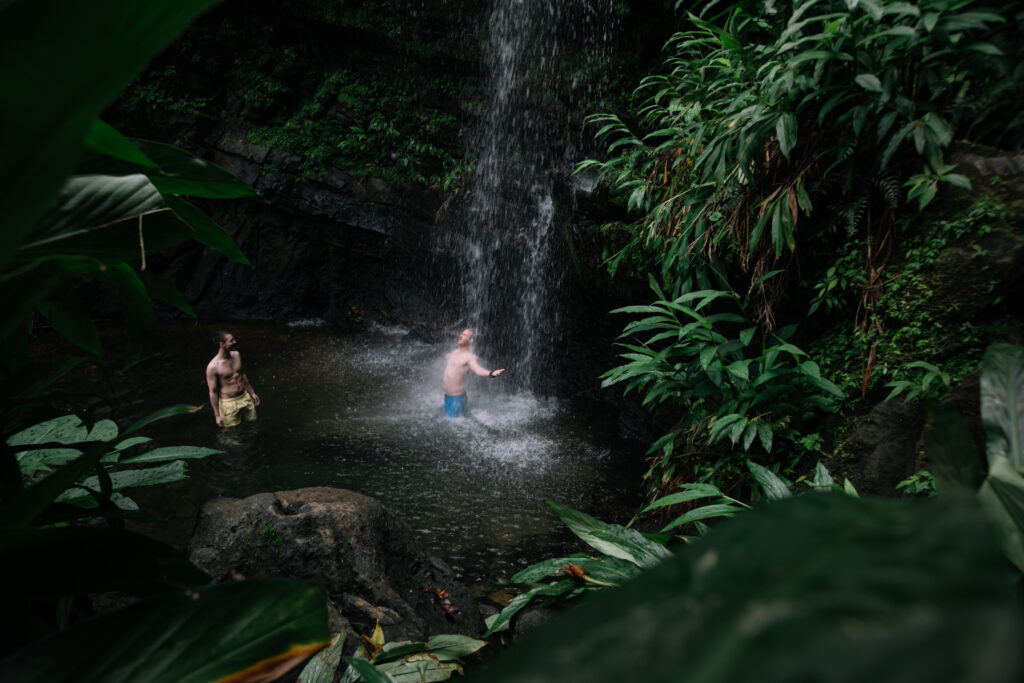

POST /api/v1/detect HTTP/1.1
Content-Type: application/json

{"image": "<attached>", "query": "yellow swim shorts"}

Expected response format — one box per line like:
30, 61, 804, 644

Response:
219, 392, 257, 427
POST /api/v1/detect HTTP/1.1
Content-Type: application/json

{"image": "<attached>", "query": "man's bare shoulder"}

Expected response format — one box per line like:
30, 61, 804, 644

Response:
448, 348, 474, 362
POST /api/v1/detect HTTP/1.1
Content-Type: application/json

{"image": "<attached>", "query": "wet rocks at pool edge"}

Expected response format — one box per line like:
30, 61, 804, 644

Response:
187, 487, 486, 643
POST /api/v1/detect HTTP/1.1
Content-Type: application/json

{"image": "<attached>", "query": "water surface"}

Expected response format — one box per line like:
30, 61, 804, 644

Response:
130, 321, 643, 583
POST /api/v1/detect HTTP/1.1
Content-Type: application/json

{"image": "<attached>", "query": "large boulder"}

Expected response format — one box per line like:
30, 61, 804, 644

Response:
835, 398, 925, 496
188, 487, 485, 642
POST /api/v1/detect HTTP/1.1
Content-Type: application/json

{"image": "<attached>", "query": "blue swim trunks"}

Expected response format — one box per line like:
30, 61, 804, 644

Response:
444, 393, 467, 418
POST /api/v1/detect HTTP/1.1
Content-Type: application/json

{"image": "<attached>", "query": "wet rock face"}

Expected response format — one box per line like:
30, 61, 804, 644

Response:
187, 487, 485, 642
153, 135, 459, 328
840, 398, 926, 496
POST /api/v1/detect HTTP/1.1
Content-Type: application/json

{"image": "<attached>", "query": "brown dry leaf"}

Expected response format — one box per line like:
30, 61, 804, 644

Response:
558, 562, 587, 582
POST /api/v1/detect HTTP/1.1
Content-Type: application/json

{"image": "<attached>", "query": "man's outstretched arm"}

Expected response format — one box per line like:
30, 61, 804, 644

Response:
469, 356, 504, 378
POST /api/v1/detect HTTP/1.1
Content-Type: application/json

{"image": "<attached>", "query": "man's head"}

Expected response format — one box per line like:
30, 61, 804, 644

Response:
214, 331, 237, 350
457, 328, 474, 348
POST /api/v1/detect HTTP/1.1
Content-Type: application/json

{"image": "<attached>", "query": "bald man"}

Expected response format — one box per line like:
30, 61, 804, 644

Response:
442, 328, 504, 418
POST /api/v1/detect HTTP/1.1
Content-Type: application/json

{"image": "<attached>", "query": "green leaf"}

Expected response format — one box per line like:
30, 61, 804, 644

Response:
421, 634, 488, 661
812, 461, 835, 488
472, 494, 1022, 682
544, 500, 672, 569
15, 202, 194, 265
16, 448, 82, 472
165, 196, 250, 264
512, 555, 642, 586
59, 460, 189, 501
82, 119, 157, 169
7, 414, 117, 446
298, 633, 347, 683
966, 41, 1004, 56
981, 344, 1024, 469
978, 455, 1024, 572
120, 445, 219, 464
37, 289, 102, 356
130, 139, 258, 199
757, 422, 774, 452
0, 0, 219, 270
642, 485, 729, 513
699, 344, 719, 370
854, 73, 883, 92
1, 405, 196, 527
25, 174, 165, 247
376, 656, 461, 682
102, 262, 154, 364
924, 402, 983, 492
775, 112, 798, 159
725, 359, 752, 382
345, 657, 394, 683
483, 582, 573, 637
660, 503, 743, 532
0, 579, 330, 683
144, 272, 197, 318
748, 460, 792, 500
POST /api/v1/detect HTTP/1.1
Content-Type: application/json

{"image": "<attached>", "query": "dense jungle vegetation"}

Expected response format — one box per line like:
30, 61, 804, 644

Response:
2, 0, 1024, 681
589, 0, 1024, 503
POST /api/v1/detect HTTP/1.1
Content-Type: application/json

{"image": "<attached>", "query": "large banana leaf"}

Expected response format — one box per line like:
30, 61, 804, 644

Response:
470, 494, 1023, 683
0, 579, 330, 683
923, 401, 983, 492
26, 174, 166, 246
977, 344, 1024, 570
981, 344, 1024, 469
0, 0, 219, 269
979, 455, 1024, 572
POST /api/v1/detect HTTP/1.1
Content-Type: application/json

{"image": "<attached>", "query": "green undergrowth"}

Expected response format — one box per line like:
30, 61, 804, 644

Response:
246, 67, 471, 186
809, 195, 1021, 401
113, 6, 481, 189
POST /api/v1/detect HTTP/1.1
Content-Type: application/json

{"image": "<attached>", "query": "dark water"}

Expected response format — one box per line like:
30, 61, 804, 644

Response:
126, 321, 643, 584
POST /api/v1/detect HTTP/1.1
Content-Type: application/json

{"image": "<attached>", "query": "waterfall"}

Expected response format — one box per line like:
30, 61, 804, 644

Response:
453, 0, 618, 393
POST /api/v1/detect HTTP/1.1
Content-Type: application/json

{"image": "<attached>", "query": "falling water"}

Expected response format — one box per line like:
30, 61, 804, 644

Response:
453, 0, 619, 392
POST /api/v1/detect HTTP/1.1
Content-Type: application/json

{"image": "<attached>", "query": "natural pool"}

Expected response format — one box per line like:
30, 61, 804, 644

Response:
125, 321, 644, 584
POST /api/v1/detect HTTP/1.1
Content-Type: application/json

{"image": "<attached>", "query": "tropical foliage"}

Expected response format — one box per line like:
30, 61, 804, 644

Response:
583, 0, 1023, 492
486, 460, 858, 639
470, 492, 1023, 682
601, 278, 844, 488
0, 0, 331, 679
299, 623, 486, 683
484, 500, 671, 639
9, 413, 218, 517
581, 0, 1019, 319
479, 343, 1024, 676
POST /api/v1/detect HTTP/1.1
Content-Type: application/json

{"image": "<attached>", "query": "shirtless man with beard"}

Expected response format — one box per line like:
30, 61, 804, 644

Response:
206, 331, 261, 427
442, 328, 504, 418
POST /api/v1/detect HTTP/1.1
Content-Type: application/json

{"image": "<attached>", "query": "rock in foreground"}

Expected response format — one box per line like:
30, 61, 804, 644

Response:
188, 487, 485, 642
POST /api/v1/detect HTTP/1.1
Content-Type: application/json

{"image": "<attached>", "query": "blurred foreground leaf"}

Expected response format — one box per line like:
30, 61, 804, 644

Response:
0, 579, 330, 683
471, 494, 1023, 683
